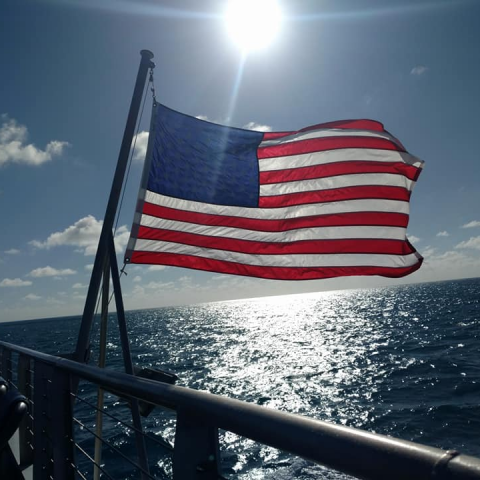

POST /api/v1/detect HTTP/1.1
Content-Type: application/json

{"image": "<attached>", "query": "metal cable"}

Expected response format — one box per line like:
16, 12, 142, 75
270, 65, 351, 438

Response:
69, 453, 99, 480
72, 441, 115, 480
71, 392, 173, 451
113, 67, 151, 237
109, 66, 156, 302
72, 417, 157, 480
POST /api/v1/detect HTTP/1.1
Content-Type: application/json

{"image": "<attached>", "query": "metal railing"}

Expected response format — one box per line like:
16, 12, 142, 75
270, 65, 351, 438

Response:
1, 340, 480, 480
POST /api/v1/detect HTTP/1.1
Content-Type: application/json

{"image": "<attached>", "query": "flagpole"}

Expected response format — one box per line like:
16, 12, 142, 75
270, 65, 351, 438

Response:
75, 50, 154, 363
108, 233, 150, 478
93, 260, 109, 480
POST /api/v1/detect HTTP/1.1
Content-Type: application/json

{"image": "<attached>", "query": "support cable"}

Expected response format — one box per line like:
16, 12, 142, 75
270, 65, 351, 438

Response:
73, 417, 156, 480
113, 69, 151, 237
108, 67, 158, 306
71, 392, 173, 451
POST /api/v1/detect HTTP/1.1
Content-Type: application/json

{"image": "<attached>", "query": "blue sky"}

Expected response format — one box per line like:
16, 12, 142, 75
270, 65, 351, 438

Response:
1, 0, 479, 322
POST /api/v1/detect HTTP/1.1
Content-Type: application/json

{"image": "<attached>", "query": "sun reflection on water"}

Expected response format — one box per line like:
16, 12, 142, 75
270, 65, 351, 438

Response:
117, 280, 480, 478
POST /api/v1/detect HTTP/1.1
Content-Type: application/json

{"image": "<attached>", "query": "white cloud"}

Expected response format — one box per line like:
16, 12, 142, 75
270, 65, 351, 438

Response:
410, 65, 428, 76
194, 115, 272, 132
0, 115, 70, 167
132, 131, 149, 162
420, 245, 437, 258
363, 94, 373, 106
0, 278, 32, 287
29, 266, 76, 277
126, 280, 174, 298
45, 297, 66, 306
210, 275, 228, 282
133, 275, 142, 282
147, 265, 166, 272
72, 282, 87, 289
407, 235, 421, 243
24, 293, 41, 301
436, 231, 449, 237
144, 280, 175, 290
455, 236, 480, 251
242, 122, 272, 132
461, 220, 480, 229
29, 215, 130, 256
418, 248, 480, 280
114, 225, 130, 253
4, 248, 20, 255
85, 264, 94, 271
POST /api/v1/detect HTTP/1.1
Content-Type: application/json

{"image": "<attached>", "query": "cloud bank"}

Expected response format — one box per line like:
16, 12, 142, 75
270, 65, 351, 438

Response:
29, 266, 77, 277
0, 115, 70, 167
30, 215, 130, 256
0, 278, 32, 287
456, 236, 480, 251
462, 220, 480, 229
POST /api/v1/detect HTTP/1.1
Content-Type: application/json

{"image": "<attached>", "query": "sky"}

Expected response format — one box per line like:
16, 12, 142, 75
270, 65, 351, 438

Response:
1, 0, 479, 322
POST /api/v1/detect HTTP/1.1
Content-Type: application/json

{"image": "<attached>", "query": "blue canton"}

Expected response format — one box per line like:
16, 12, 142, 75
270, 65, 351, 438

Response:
148, 104, 263, 208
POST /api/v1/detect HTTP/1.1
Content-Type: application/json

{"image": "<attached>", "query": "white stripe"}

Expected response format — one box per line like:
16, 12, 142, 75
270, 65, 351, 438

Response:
139, 214, 407, 241
259, 149, 424, 172
260, 174, 415, 197
259, 128, 402, 148
133, 239, 420, 268
144, 190, 410, 218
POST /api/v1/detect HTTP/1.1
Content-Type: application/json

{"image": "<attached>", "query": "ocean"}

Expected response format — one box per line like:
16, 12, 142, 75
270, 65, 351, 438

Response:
1, 277, 479, 479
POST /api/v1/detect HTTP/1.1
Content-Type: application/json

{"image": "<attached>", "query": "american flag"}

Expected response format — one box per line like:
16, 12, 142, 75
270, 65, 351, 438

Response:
125, 104, 423, 280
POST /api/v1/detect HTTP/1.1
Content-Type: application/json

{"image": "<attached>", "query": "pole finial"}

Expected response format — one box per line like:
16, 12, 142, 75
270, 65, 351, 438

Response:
140, 50, 154, 60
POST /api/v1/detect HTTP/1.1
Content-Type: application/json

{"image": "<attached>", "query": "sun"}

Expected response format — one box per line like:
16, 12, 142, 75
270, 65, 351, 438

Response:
225, 0, 282, 52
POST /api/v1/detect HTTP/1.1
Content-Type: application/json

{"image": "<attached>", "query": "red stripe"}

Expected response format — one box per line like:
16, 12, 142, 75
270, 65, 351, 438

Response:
142, 203, 409, 231
259, 186, 411, 208
137, 226, 415, 255
257, 136, 404, 159
299, 119, 386, 132
262, 120, 386, 141
262, 131, 294, 141
260, 161, 420, 185
129, 251, 423, 280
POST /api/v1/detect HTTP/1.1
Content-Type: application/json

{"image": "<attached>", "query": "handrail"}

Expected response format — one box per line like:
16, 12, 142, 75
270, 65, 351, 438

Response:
1, 340, 480, 480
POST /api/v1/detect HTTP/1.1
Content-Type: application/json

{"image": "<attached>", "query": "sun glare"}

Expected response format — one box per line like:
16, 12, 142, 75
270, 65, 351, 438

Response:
225, 0, 282, 52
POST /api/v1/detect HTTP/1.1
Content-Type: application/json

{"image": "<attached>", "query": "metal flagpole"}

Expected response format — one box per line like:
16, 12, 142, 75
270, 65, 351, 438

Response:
108, 234, 150, 478
93, 260, 109, 480
75, 49, 155, 363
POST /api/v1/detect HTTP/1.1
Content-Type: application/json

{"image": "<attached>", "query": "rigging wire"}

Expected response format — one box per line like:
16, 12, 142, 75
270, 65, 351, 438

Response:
113, 69, 152, 237
107, 67, 157, 307
90, 69, 157, 342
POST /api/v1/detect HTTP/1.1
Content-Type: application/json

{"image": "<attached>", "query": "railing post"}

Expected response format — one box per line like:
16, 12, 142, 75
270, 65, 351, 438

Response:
173, 408, 220, 480
33, 361, 54, 480
51, 368, 75, 479
18, 354, 34, 467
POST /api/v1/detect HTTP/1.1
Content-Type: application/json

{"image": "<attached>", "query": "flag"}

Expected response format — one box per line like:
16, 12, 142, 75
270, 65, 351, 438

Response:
125, 104, 424, 280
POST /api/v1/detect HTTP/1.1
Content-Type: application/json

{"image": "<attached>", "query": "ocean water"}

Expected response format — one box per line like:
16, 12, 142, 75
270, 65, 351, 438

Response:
1, 278, 479, 479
